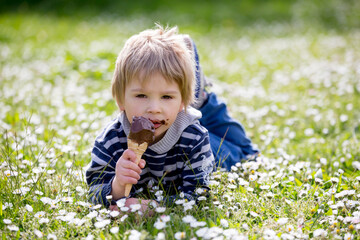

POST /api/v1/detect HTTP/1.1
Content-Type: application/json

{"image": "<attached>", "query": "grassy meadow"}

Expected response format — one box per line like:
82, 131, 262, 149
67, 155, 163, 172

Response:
1, 1, 360, 239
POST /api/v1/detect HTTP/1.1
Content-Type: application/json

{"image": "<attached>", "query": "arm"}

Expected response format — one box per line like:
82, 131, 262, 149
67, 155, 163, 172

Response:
86, 139, 117, 207
164, 130, 214, 204
111, 150, 159, 216
181, 131, 214, 197
85, 130, 146, 207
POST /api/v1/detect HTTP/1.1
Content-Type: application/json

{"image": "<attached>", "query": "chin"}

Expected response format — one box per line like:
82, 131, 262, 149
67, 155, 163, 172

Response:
154, 130, 166, 140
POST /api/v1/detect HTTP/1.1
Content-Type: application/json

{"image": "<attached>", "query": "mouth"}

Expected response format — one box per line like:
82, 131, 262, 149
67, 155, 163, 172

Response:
150, 119, 166, 129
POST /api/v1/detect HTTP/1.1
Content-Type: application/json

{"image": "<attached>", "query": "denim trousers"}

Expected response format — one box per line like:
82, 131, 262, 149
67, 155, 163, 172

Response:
199, 92, 259, 170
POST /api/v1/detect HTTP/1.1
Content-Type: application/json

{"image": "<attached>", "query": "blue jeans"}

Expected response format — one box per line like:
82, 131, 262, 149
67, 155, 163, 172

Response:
199, 92, 259, 170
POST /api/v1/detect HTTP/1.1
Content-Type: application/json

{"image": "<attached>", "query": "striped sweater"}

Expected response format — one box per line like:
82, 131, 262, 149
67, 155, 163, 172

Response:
86, 107, 214, 207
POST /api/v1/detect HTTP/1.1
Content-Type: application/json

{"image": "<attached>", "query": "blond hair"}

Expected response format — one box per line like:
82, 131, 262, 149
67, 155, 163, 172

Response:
111, 25, 195, 109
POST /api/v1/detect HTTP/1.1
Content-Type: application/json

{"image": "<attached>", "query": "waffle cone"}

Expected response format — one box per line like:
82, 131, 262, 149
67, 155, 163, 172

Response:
124, 139, 148, 197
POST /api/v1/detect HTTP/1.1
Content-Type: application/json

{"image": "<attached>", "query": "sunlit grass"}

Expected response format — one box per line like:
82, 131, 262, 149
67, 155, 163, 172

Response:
1, 11, 360, 239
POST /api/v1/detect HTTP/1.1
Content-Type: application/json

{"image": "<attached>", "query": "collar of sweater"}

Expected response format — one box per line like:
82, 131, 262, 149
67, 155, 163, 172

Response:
118, 107, 202, 154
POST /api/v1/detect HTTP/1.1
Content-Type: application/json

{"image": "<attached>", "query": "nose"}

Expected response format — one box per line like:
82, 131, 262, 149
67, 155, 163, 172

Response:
147, 99, 161, 114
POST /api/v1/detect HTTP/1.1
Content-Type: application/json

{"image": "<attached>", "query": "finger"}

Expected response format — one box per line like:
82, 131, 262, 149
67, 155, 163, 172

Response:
122, 149, 137, 162
126, 149, 144, 165
118, 166, 141, 180
117, 173, 139, 185
119, 159, 142, 174
139, 159, 146, 169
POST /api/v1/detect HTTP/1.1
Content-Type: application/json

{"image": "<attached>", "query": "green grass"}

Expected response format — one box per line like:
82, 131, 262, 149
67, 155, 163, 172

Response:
1, 2, 360, 239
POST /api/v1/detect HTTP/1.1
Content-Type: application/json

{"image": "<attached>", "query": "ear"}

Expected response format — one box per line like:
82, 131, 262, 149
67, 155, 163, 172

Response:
178, 102, 185, 112
117, 100, 125, 111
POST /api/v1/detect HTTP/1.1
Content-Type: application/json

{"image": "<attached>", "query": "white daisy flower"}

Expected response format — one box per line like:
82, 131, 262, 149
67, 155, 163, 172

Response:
110, 227, 119, 234
220, 219, 229, 228
182, 215, 197, 223
7, 225, 19, 232
174, 231, 186, 240
47, 233, 57, 240
3, 219, 12, 224
155, 207, 166, 213
154, 219, 166, 230
130, 204, 141, 212
109, 211, 120, 218
34, 229, 43, 238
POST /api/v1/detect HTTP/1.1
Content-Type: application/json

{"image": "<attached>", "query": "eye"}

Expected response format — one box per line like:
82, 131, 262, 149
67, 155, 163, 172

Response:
136, 94, 147, 98
162, 95, 173, 100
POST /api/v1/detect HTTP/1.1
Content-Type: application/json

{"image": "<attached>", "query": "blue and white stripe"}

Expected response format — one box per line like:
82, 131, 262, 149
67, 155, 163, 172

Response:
86, 108, 214, 206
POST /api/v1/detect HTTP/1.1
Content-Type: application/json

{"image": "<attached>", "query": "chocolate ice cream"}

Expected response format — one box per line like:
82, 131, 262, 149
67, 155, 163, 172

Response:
128, 116, 155, 144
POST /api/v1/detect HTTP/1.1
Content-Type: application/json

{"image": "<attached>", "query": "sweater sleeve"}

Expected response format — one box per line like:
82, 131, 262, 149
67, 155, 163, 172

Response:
164, 128, 214, 205
85, 128, 124, 207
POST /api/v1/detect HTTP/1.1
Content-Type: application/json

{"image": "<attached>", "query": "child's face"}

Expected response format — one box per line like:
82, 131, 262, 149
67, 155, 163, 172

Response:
120, 72, 184, 142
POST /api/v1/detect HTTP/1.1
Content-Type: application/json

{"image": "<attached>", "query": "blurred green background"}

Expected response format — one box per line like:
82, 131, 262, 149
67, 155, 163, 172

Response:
1, 0, 360, 32
1, 0, 359, 92
1, 2, 360, 239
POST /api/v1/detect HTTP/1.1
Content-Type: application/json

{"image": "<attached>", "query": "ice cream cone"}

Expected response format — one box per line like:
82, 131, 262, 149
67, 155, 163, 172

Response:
124, 139, 148, 197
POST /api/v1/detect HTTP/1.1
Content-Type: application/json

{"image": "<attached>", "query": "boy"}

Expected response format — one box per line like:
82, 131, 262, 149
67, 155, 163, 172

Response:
86, 25, 214, 212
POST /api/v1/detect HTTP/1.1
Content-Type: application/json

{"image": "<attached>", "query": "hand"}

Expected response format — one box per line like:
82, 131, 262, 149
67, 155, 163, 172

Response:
111, 149, 146, 199
114, 149, 146, 187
